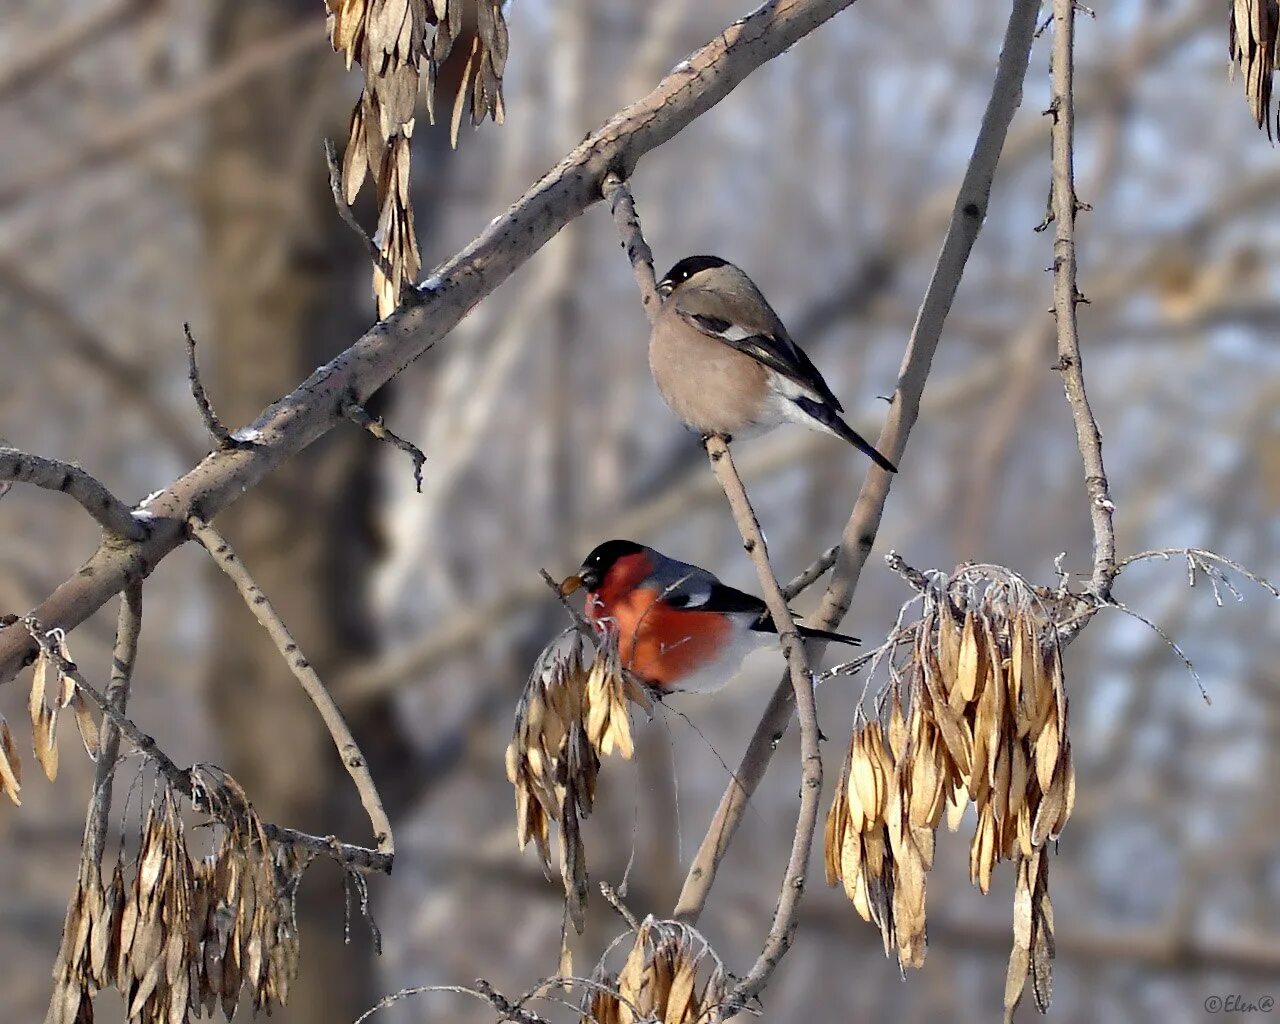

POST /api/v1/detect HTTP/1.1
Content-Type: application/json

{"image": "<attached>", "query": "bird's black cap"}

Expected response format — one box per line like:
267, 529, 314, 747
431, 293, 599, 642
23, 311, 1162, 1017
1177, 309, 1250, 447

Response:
658, 255, 731, 289
576, 539, 645, 589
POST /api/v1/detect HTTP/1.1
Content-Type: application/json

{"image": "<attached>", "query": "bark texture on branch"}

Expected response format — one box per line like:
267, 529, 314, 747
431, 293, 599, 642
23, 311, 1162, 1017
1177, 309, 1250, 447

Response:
702, 438, 823, 1010
82, 584, 141, 869
190, 518, 395, 860
0, 447, 145, 541
1046, 0, 1116, 600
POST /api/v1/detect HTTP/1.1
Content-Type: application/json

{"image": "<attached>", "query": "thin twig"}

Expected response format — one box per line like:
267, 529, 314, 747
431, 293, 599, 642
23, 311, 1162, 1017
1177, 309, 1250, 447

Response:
342, 398, 426, 492
0, 447, 145, 541
1118, 548, 1280, 598
352, 981, 549, 1024
83, 583, 141, 868
24, 615, 392, 874
323, 138, 404, 296
700, 437, 822, 1009
673, 0, 1044, 925
600, 881, 641, 931
781, 545, 839, 601
25, 617, 177, 779
1102, 599, 1210, 705
259, 823, 390, 872
883, 549, 932, 592
474, 979, 552, 1024
540, 569, 596, 635
601, 173, 662, 315
183, 323, 236, 447
189, 516, 394, 859
1047, 0, 1115, 601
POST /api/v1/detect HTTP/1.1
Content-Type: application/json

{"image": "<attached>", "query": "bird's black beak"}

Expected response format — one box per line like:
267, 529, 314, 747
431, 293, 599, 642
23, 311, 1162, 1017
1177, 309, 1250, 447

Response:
657, 279, 674, 298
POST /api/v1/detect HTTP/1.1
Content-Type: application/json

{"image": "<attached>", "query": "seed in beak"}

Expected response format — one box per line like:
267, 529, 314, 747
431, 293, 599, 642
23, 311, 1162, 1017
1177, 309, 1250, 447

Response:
559, 574, 585, 596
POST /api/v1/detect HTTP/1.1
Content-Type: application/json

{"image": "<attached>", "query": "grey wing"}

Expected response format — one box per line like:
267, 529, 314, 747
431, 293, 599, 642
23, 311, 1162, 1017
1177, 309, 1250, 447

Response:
674, 289, 844, 412
652, 560, 769, 623
647, 559, 720, 607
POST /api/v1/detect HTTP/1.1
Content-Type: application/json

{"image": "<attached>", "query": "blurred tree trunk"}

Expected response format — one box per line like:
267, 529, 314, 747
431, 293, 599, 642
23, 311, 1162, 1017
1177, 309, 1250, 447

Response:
197, 4, 427, 1020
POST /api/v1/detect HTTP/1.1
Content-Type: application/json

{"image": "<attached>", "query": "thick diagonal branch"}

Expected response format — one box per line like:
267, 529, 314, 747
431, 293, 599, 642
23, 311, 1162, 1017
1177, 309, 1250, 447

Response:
674, 0, 1045, 923
189, 517, 394, 859
0, 447, 145, 541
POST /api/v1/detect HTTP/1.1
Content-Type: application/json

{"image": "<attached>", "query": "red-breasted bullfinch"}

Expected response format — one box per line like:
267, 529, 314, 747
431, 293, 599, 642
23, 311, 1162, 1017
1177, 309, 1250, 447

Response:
649, 255, 897, 473
558, 539, 859, 694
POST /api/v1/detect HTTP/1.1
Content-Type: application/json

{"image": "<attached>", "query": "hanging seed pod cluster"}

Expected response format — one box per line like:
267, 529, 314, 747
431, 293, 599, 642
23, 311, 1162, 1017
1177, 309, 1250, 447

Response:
424, 0, 509, 142
15, 632, 101, 795
824, 567, 1073, 1017
325, 0, 509, 315
506, 631, 652, 932
46, 772, 306, 1024
581, 917, 727, 1024
1229, 0, 1279, 137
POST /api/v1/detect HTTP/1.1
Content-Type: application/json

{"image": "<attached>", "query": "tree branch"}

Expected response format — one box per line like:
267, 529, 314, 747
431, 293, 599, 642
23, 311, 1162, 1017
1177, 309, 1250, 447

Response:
1046, 0, 1115, 600
0, 447, 145, 541
702, 438, 823, 1010
82, 583, 141, 869
673, 0, 1044, 923
602, 172, 662, 314
0, 0, 872, 684
323, 138, 403, 293
782, 545, 839, 601
189, 517, 394, 860
184, 323, 236, 447
341, 398, 426, 492
22, 616, 392, 873
602, 169, 827, 1001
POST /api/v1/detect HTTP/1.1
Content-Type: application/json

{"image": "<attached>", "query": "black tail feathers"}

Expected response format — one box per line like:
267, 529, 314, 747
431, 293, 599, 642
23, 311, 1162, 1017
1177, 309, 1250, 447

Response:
797, 623, 861, 646
754, 613, 860, 646
793, 396, 897, 473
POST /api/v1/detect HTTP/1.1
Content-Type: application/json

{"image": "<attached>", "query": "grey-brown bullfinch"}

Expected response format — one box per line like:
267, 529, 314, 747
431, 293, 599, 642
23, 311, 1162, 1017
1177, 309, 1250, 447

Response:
649, 255, 897, 473
559, 539, 858, 694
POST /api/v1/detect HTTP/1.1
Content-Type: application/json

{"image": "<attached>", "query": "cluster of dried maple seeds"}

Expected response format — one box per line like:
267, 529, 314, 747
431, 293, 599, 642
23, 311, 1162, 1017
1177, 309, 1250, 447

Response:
47, 772, 305, 1024
581, 917, 727, 1024
1230, 0, 1279, 137
825, 573, 1072, 1018
325, 0, 509, 315
506, 630, 651, 932
0, 633, 101, 804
